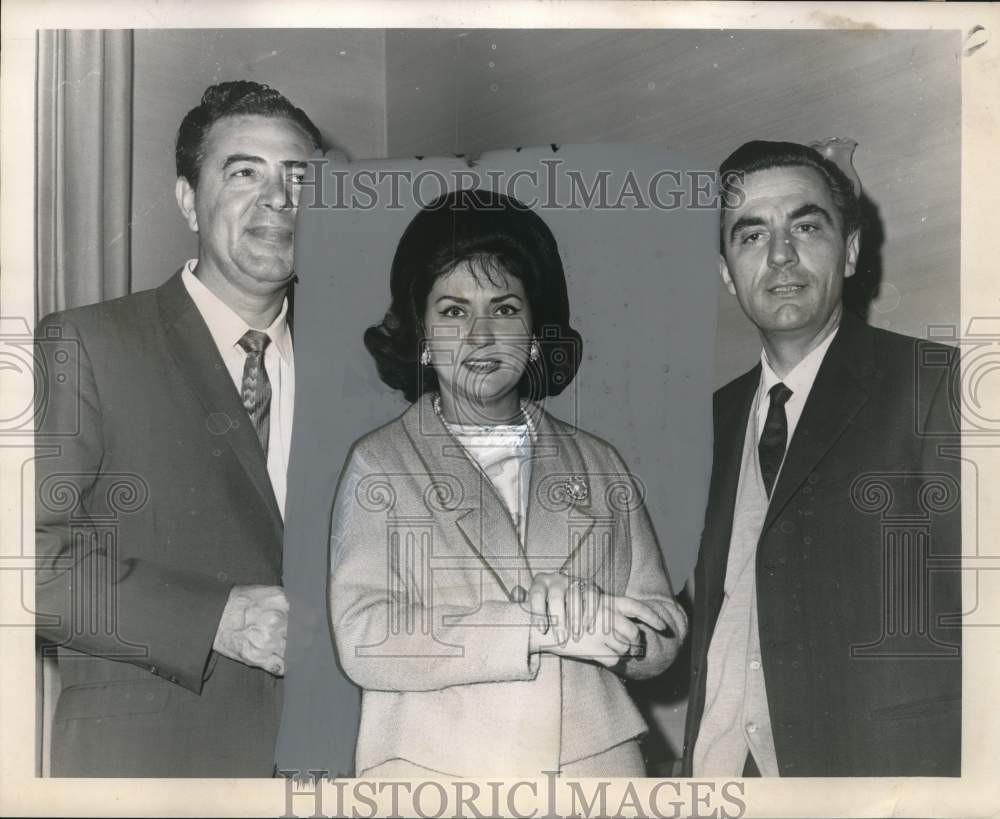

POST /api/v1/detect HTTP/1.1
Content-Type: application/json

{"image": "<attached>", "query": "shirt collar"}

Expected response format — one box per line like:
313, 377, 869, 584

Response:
758, 321, 840, 402
181, 259, 292, 364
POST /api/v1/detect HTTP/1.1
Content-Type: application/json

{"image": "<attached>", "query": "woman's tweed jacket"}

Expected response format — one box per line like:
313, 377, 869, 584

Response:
330, 393, 687, 777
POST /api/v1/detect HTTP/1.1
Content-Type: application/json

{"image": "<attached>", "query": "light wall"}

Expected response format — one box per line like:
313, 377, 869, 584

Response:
131, 29, 960, 386
385, 29, 961, 386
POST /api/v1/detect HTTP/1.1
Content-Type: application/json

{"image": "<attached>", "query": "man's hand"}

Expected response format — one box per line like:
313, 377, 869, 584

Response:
213, 585, 288, 676
525, 572, 665, 667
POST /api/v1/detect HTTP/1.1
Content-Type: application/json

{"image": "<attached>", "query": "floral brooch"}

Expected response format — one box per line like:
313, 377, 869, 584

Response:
563, 475, 589, 502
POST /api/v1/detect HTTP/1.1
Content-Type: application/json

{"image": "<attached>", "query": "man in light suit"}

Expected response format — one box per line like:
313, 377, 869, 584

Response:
683, 141, 961, 777
35, 81, 338, 776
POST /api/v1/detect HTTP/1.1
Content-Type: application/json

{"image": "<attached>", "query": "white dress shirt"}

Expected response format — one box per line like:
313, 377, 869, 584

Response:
445, 422, 533, 542
181, 261, 294, 519
754, 326, 839, 468
694, 323, 838, 777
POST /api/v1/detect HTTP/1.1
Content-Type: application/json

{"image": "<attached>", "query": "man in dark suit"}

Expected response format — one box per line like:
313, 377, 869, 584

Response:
35, 81, 326, 776
683, 141, 961, 777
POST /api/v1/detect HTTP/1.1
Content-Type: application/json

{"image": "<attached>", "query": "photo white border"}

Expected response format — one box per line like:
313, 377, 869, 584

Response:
2, 2, 998, 816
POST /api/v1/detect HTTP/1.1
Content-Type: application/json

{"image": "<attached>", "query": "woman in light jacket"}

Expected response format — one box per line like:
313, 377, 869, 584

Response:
329, 190, 687, 778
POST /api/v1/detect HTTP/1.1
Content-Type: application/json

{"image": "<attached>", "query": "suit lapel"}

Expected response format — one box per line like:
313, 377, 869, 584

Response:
400, 395, 531, 596
522, 409, 601, 577
763, 315, 874, 532
701, 368, 759, 617
156, 271, 283, 538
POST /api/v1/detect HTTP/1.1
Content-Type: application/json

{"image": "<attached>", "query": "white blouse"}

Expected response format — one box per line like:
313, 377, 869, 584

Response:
445, 422, 533, 540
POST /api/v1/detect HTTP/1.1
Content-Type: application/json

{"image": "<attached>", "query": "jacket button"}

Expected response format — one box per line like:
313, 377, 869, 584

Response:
510, 585, 527, 603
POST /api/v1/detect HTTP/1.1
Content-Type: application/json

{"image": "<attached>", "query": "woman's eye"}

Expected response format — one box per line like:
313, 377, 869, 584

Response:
495, 304, 520, 317
441, 306, 465, 318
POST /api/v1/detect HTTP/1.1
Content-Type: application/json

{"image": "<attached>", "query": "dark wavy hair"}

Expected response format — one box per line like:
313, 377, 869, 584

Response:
364, 189, 583, 403
175, 81, 322, 189
719, 140, 861, 248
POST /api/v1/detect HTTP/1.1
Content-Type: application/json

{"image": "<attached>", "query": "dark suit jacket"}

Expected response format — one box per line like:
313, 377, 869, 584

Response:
683, 314, 962, 776
35, 271, 284, 777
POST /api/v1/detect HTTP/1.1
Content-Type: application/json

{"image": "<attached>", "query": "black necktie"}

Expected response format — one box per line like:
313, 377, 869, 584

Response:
238, 329, 271, 455
758, 382, 793, 498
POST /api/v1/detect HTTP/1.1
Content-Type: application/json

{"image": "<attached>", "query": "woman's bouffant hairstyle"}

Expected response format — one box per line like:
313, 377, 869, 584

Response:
364, 189, 583, 403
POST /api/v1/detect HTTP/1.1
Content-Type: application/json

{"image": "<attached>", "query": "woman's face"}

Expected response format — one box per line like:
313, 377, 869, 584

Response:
422, 258, 534, 422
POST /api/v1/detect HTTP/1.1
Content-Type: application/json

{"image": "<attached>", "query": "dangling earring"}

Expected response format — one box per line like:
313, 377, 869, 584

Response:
420, 345, 432, 366
529, 339, 540, 363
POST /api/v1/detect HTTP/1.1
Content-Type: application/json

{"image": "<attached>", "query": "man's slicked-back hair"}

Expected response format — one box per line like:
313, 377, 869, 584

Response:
719, 140, 861, 241
175, 80, 323, 189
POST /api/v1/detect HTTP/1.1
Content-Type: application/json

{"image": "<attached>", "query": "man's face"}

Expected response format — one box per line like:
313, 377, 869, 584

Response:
720, 165, 859, 343
176, 114, 315, 300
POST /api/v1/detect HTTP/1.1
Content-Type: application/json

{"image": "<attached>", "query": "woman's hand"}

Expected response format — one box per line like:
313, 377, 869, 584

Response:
526, 572, 668, 667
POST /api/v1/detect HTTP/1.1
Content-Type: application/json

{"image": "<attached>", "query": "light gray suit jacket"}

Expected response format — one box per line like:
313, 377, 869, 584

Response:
329, 394, 687, 777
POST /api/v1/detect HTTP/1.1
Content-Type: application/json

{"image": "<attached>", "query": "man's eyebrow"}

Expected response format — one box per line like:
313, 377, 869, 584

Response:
221, 153, 265, 170
727, 203, 836, 243
789, 203, 834, 224
728, 215, 766, 244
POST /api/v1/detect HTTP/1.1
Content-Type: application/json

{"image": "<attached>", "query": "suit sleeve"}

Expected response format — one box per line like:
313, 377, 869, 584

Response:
607, 449, 688, 681
329, 445, 541, 693
34, 312, 232, 694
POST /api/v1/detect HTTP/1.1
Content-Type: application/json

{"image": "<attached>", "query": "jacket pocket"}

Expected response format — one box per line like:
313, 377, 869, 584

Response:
54, 679, 171, 721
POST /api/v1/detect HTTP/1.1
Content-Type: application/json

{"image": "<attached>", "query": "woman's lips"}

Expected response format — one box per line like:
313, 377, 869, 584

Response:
462, 359, 502, 373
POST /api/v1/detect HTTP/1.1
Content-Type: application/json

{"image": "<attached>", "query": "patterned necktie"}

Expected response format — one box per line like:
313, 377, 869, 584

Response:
238, 329, 271, 455
758, 382, 793, 498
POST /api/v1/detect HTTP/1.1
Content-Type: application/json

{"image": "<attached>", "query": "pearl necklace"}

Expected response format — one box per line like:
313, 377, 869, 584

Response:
432, 393, 537, 438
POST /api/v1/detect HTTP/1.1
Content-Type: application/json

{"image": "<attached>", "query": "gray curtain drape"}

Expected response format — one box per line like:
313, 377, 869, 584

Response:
34, 30, 134, 775
35, 29, 133, 321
